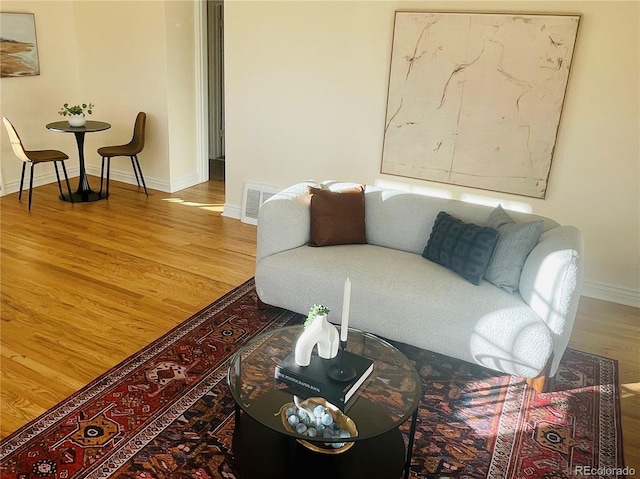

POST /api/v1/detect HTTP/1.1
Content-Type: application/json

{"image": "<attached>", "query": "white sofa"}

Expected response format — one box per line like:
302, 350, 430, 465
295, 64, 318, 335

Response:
255, 181, 584, 390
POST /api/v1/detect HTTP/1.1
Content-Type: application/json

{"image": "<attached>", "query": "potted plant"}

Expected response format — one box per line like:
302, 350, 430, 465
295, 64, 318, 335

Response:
304, 304, 330, 328
59, 103, 94, 127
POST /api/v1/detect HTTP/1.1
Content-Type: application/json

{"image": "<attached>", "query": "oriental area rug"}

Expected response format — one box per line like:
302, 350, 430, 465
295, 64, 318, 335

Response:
1, 279, 624, 479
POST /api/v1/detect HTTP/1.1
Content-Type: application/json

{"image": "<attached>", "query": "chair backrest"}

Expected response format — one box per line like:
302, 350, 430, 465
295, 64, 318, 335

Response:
2, 117, 30, 163
130, 112, 146, 154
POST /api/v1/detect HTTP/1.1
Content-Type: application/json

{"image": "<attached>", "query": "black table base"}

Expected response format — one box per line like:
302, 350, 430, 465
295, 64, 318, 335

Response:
60, 190, 103, 203
46, 120, 111, 203
233, 411, 406, 479
60, 169, 102, 202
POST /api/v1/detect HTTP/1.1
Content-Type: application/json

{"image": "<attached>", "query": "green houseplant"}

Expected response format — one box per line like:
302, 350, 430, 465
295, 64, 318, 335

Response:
59, 103, 94, 117
59, 103, 94, 127
304, 304, 330, 328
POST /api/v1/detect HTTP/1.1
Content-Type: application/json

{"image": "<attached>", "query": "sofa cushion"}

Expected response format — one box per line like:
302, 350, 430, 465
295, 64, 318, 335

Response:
308, 185, 367, 247
423, 211, 498, 285
255, 244, 553, 378
484, 205, 544, 293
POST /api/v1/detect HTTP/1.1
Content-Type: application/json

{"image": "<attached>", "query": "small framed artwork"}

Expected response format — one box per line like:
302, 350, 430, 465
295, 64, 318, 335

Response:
0, 12, 40, 77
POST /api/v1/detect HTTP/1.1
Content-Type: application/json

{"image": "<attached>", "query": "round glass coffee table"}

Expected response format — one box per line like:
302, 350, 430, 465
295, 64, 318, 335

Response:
228, 325, 421, 479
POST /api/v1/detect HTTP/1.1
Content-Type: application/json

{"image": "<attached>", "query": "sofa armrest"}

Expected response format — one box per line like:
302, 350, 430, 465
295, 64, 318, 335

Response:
256, 182, 315, 262
519, 225, 584, 376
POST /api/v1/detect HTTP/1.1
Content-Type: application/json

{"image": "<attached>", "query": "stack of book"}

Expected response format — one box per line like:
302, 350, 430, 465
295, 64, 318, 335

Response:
274, 351, 374, 409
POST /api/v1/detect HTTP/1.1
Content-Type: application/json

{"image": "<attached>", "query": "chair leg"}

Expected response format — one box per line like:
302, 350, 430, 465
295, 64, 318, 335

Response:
132, 155, 148, 196
19, 162, 26, 200
99, 156, 106, 197
99, 156, 111, 199
130, 156, 141, 187
28, 163, 35, 210
106, 157, 111, 199
61, 161, 74, 203
53, 162, 64, 198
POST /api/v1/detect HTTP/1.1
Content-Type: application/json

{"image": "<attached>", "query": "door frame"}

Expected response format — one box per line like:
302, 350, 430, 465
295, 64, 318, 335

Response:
195, 0, 209, 186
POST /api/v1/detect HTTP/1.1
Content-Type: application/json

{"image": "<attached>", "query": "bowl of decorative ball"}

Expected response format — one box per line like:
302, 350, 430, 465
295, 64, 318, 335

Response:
278, 397, 358, 454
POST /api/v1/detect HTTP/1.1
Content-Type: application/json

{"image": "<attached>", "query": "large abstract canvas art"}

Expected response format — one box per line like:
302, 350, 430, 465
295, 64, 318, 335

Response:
381, 12, 580, 198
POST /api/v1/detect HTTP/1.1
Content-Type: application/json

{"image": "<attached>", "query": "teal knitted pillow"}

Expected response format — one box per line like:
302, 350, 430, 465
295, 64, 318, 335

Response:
423, 211, 498, 285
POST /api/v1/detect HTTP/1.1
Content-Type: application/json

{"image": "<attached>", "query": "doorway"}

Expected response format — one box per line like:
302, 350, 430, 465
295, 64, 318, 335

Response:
207, 1, 225, 181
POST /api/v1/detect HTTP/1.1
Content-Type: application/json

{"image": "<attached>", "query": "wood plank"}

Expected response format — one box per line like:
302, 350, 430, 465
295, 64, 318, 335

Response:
1, 178, 638, 469
569, 297, 640, 469
1, 179, 256, 437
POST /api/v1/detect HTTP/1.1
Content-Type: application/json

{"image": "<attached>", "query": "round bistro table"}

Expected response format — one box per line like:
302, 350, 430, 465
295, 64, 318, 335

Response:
46, 120, 111, 202
227, 326, 422, 479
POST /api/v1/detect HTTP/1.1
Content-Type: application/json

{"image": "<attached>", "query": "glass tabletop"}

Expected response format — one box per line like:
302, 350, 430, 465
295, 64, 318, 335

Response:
227, 325, 421, 443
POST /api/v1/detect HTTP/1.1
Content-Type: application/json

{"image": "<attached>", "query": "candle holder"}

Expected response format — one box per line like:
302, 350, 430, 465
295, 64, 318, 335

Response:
327, 340, 356, 382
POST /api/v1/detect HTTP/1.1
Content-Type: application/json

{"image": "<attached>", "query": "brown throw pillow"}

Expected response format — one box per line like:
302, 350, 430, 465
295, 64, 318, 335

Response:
308, 185, 367, 247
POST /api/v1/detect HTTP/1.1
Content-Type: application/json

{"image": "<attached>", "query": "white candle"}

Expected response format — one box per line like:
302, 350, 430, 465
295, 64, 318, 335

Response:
340, 276, 351, 341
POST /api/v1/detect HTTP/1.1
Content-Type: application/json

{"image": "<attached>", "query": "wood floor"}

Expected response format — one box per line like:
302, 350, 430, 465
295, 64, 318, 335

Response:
1, 178, 638, 469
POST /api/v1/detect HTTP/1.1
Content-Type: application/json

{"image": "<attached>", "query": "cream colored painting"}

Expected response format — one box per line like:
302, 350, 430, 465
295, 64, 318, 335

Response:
1, 13, 40, 77
381, 12, 580, 198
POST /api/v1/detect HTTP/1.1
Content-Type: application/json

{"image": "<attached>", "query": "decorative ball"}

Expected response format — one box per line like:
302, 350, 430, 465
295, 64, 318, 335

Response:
321, 413, 333, 426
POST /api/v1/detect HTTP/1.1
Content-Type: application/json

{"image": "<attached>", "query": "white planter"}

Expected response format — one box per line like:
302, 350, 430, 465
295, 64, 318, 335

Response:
68, 114, 86, 127
294, 314, 339, 366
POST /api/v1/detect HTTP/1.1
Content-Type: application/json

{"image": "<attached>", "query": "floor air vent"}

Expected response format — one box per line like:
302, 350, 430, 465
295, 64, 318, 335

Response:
241, 182, 279, 225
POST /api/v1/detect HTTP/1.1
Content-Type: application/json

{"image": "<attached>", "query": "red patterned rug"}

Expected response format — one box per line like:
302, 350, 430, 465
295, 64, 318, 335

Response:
1, 279, 624, 478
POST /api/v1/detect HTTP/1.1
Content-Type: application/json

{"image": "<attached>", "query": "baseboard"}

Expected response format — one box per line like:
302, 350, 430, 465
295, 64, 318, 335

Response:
85, 165, 171, 193
222, 202, 242, 220
167, 172, 204, 193
4, 166, 203, 197
1, 166, 81, 195
581, 280, 640, 308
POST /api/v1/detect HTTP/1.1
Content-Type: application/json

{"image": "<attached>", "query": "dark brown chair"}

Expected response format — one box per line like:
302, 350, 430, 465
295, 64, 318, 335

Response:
98, 112, 147, 198
2, 117, 73, 210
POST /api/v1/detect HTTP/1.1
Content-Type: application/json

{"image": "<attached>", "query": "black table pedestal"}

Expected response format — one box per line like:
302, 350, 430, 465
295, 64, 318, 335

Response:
59, 131, 102, 202
232, 411, 406, 479
60, 190, 103, 202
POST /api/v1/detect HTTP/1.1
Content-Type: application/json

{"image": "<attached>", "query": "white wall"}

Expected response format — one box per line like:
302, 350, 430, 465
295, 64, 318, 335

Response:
1, 1, 80, 189
164, 0, 200, 189
0, 0, 202, 194
72, 1, 172, 189
224, 1, 640, 306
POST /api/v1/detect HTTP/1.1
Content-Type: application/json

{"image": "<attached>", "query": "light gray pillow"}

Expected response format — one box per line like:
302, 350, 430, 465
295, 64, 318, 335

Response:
484, 205, 543, 293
